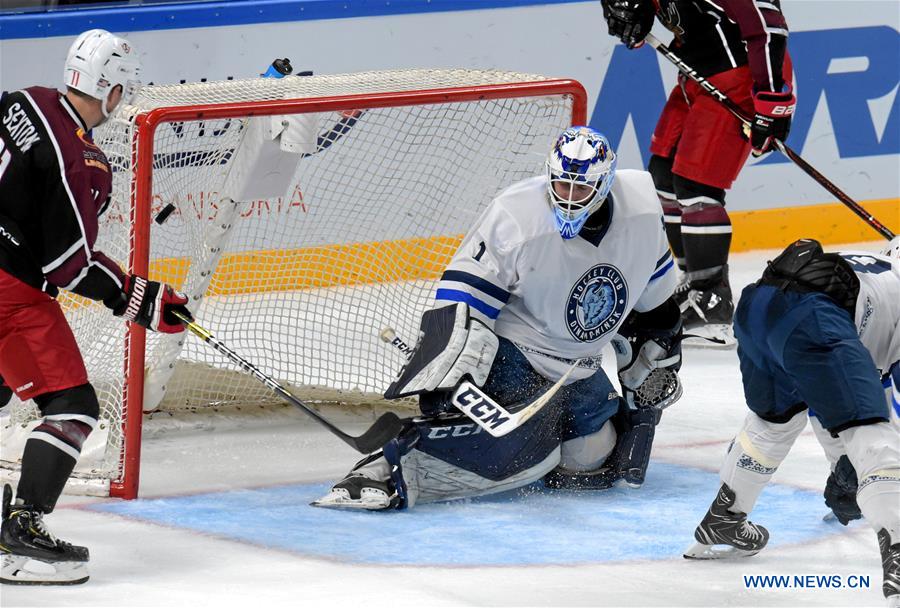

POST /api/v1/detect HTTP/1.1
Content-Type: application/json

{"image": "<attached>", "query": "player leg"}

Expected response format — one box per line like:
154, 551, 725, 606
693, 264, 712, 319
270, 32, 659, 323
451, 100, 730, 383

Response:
781, 303, 900, 601
314, 337, 566, 510
648, 82, 690, 299
685, 284, 808, 559
668, 68, 754, 347
0, 272, 95, 585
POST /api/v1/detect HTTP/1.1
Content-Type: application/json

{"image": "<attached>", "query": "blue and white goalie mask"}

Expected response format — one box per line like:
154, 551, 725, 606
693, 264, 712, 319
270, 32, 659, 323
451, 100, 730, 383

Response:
546, 127, 617, 239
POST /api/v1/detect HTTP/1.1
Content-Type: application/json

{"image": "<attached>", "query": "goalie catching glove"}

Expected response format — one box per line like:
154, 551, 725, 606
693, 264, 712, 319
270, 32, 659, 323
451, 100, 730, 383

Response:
611, 297, 683, 410
384, 302, 498, 408
108, 274, 192, 334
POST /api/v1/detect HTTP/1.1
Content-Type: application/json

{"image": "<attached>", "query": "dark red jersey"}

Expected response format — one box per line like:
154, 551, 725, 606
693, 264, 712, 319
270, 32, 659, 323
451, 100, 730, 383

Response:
653, 0, 790, 92
0, 87, 125, 304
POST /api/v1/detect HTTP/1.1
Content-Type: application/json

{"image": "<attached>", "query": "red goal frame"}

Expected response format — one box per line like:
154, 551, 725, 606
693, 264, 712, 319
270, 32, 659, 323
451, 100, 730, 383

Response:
112, 79, 588, 499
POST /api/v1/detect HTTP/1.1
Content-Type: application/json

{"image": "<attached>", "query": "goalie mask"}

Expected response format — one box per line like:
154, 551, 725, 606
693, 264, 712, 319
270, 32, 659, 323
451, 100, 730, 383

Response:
64, 29, 142, 118
546, 126, 617, 239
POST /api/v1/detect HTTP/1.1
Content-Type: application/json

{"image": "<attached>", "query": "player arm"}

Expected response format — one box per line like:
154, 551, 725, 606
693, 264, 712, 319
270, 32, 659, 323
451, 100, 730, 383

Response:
34, 149, 124, 301
433, 213, 517, 329
633, 243, 676, 313
714, 0, 789, 92
39, 170, 189, 333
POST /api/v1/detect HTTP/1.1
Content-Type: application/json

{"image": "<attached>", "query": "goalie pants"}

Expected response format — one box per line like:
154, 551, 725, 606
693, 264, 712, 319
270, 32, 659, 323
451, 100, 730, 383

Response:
733, 283, 889, 432
413, 337, 620, 482
0, 269, 88, 401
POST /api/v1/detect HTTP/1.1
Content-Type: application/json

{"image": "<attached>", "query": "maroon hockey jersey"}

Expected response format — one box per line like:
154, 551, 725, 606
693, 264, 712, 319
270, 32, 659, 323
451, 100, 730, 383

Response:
0, 87, 125, 304
653, 0, 790, 92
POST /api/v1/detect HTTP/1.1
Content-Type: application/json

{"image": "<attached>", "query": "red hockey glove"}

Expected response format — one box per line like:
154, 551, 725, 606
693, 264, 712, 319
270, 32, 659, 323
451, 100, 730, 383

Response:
750, 89, 796, 156
114, 275, 192, 333
601, 0, 656, 49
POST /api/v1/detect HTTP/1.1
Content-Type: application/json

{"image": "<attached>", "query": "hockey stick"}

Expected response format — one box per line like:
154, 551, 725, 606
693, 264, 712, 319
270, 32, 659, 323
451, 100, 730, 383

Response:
172, 310, 403, 453
379, 327, 577, 437
644, 34, 895, 241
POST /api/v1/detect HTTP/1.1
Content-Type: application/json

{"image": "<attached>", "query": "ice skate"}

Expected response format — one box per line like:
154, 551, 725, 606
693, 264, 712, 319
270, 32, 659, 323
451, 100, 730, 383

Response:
684, 483, 769, 559
311, 472, 399, 511
879, 528, 900, 604
0, 485, 89, 585
680, 273, 735, 349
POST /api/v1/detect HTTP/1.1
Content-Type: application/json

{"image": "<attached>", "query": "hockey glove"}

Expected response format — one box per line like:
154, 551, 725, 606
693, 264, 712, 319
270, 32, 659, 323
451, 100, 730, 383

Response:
750, 89, 795, 156
824, 455, 862, 526
601, 0, 656, 49
112, 275, 192, 334
384, 302, 498, 400
612, 298, 683, 409
0, 375, 11, 409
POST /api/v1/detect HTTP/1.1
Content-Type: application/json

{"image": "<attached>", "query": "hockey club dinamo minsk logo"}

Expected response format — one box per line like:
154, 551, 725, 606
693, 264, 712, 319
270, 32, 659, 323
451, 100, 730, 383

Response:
566, 264, 628, 342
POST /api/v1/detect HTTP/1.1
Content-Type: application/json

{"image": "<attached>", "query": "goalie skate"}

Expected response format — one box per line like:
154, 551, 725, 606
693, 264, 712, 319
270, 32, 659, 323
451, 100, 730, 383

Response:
684, 483, 769, 560
0, 485, 89, 585
311, 474, 399, 511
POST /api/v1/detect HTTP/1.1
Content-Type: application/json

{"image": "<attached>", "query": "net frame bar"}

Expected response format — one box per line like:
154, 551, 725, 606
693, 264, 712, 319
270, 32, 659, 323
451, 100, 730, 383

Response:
112, 79, 588, 499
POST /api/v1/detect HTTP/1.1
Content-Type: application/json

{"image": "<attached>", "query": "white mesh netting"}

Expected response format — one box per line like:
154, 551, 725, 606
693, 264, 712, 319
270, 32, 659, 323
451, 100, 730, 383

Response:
1, 69, 578, 494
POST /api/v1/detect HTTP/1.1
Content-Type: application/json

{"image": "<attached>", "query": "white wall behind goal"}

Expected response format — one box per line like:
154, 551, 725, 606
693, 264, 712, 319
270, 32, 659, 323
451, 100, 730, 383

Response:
1, 0, 897, 215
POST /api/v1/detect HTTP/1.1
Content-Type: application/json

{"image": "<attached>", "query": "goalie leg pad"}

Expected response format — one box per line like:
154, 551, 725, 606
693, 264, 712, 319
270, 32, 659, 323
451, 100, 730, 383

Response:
385, 303, 498, 399
610, 400, 661, 488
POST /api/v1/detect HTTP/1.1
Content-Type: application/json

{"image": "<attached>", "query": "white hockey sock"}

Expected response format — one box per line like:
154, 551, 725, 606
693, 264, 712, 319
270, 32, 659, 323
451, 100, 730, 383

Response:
719, 411, 807, 514
841, 422, 900, 538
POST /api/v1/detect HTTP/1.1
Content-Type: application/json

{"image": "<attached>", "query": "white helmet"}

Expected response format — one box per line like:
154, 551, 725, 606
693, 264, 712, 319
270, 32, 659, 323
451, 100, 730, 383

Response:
546, 126, 617, 239
64, 29, 141, 117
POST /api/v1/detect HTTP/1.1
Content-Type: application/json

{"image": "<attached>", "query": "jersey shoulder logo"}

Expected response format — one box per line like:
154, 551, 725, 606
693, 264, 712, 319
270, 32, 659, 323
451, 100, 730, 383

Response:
566, 264, 628, 342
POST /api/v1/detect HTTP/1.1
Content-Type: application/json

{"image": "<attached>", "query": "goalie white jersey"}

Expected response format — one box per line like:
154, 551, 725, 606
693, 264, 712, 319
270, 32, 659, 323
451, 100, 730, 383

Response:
841, 250, 900, 373
435, 169, 676, 381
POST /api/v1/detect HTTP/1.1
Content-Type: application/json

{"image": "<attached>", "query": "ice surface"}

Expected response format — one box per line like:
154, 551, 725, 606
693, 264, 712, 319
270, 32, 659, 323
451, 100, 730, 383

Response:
2, 243, 890, 607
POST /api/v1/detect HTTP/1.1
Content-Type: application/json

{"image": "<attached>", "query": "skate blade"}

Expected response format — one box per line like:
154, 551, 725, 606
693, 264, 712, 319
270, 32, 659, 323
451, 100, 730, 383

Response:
310, 489, 392, 511
682, 325, 736, 349
1, 554, 89, 585
683, 541, 761, 560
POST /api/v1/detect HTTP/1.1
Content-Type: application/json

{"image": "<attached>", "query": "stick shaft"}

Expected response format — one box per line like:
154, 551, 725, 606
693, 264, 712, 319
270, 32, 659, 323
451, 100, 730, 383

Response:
645, 34, 895, 241
173, 311, 400, 453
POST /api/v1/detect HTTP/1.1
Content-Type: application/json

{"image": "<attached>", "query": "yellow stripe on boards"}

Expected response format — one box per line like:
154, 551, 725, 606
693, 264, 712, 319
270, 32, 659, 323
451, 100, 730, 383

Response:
135, 198, 898, 296
731, 198, 898, 252
148, 235, 465, 294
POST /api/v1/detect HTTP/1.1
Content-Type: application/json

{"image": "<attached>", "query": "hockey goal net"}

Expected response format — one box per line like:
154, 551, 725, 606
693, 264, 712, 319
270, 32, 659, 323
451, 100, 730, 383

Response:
0, 69, 585, 499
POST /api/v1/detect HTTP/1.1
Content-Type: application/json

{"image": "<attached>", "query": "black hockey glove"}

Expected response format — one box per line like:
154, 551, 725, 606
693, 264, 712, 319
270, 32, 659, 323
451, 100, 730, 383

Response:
824, 455, 862, 526
601, 0, 656, 49
109, 275, 192, 334
612, 297, 683, 409
0, 375, 11, 409
750, 89, 796, 156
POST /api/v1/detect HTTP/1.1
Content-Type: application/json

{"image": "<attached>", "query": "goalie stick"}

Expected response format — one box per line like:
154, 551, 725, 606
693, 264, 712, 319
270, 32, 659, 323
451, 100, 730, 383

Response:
379, 327, 577, 437
644, 33, 895, 241
173, 310, 403, 453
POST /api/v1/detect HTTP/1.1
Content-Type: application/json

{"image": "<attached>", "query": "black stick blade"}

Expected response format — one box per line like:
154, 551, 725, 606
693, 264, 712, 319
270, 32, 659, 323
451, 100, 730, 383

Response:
348, 412, 404, 453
